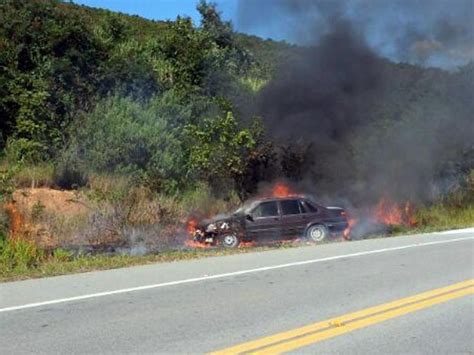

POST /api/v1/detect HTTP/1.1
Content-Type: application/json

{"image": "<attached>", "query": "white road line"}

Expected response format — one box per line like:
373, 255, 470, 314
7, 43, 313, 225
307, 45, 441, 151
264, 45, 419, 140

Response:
440, 227, 474, 235
1, 236, 473, 314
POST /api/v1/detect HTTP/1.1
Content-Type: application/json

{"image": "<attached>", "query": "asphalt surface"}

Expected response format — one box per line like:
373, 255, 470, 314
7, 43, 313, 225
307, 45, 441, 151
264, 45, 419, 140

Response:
1, 228, 473, 354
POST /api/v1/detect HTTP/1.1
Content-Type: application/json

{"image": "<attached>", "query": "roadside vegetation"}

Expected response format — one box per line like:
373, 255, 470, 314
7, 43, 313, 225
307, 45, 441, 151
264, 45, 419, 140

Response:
0, 0, 472, 281
0, 238, 303, 282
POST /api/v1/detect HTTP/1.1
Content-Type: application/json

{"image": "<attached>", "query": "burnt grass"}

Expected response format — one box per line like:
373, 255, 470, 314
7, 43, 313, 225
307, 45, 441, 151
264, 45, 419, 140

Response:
2, 205, 473, 283
0, 234, 403, 282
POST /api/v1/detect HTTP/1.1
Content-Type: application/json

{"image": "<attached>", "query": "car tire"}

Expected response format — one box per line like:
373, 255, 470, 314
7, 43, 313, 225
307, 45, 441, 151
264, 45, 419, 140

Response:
220, 233, 240, 248
305, 224, 329, 243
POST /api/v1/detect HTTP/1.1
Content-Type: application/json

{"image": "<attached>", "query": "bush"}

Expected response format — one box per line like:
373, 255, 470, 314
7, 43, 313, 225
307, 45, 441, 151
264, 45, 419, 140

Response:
0, 209, 9, 242
415, 203, 474, 230
61, 94, 189, 193
53, 155, 88, 189
180, 182, 239, 216
86, 173, 133, 203
185, 111, 256, 191
13, 163, 54, 188
0, 165, 16, 203
0, 239, 45, 274
53, 248, 73, 262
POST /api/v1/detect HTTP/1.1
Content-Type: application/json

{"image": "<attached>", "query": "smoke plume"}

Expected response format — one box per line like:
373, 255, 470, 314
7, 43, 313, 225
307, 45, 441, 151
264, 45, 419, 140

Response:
237, 0, 474, 69
238, 0, 474, 205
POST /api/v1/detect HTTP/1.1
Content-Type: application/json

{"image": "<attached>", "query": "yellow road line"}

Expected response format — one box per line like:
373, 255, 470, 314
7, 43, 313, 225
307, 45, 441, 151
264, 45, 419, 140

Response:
211, 279, 474, 355
256, 287, 472, 354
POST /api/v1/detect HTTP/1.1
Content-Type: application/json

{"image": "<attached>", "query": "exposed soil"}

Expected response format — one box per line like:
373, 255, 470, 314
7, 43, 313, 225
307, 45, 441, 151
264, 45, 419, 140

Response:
4, 188, 91, 246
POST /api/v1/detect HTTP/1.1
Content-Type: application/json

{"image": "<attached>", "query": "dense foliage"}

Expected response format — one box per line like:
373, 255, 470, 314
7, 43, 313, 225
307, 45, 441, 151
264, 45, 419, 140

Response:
0, 0, 272, 196
0, 0, 472, 204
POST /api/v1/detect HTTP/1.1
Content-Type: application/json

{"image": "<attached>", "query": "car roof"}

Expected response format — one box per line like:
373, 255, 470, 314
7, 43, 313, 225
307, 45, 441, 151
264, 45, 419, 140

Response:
256, 196, 305, 202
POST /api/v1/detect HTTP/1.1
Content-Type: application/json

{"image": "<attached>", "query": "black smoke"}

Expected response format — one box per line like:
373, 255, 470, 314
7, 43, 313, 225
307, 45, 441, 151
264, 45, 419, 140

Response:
237, 0, 474, 205
237, 0, 474, 69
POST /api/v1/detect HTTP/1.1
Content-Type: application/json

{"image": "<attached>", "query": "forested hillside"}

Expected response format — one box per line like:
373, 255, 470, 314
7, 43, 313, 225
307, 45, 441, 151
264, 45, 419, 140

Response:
0, 0, 276, 195
0, 0, 472, 278
1, 0, 472, 201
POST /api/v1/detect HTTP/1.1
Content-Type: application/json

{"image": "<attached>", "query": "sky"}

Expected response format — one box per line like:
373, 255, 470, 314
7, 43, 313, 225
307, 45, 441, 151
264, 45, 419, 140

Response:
73, 0, 239, 30
73, 0, 473, 69
72, 0, 290, 41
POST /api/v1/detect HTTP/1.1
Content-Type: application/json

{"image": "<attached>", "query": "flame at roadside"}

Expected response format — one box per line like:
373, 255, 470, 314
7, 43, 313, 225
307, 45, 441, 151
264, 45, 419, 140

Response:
343, 217, 357, 240
343, 197, 417, 239
184, 217, 211, 248
375, 198, 417, 227
186, 218, 198, 235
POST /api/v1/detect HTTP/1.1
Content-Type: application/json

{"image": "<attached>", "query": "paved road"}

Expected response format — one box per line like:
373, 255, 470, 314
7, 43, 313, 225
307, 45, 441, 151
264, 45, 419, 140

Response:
1, 229, 473, 353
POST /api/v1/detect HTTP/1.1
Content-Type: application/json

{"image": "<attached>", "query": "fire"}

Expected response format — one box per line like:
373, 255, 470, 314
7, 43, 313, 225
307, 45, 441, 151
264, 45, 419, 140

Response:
374, 197, 416, 226
185, 239, 210, 248
343, 198, 417, 239
343, 217, 357, 239
404, 201, 417, 226
239, 241, 255, 248
184, 217, 211, 248
272, 183, 295, 198
4, 201, 22, 238
186, 218, 198, 235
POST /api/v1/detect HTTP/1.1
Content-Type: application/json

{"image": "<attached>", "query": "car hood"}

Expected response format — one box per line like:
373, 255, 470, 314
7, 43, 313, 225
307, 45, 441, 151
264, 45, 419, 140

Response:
198, 213, 235, 228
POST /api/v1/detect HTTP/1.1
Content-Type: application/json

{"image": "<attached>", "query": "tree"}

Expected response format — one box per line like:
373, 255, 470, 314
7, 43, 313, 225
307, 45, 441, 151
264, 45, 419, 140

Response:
185, 111, 256, 193
197, 0, 233, 49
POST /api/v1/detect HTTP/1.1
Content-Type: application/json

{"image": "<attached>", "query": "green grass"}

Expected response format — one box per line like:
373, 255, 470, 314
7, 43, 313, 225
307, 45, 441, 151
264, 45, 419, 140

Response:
0, 241, 299, 282
1, 203, 472, 283
388, 203, 474, 235
415, 204, 474, 229
13, 163, 55, 189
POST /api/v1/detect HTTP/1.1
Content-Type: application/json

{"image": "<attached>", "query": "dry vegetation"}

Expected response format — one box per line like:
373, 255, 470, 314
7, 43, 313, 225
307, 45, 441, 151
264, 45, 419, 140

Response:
0, 1, 472, 281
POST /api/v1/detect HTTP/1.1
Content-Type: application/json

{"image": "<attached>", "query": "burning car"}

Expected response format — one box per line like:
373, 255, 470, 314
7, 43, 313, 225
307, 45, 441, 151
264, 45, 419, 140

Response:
190, 196, 349, 248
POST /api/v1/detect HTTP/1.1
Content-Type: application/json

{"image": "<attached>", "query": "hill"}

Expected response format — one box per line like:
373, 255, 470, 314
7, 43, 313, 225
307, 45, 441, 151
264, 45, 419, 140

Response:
0, 0, 472, 279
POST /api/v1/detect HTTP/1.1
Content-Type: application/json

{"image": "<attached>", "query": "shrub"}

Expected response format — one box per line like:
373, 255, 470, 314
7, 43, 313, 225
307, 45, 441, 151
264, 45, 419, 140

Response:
415, 203, 474, 229
185, 111, 256, 191
85, 173, 134, 203
0, 165, 16, 203
61, 94, 189, 193
0, 239, 45, 274
13, 163, 54, 188
53, 154, 88, 189
180, 182, 239, 216
53, 248, 73, 262
0, 209, 9, 242
31, 200, 46, 222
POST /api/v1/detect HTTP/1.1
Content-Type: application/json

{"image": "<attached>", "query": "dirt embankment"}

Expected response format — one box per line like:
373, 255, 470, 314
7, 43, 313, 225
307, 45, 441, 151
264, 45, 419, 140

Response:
3, 188, 91, 247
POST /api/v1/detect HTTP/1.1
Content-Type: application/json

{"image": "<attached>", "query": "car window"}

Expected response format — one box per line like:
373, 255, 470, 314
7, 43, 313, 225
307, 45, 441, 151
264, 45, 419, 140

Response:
252, 201, 279, 218
234, 200, 258, 215
281, 200, 301, 215
300, 200, 318, 213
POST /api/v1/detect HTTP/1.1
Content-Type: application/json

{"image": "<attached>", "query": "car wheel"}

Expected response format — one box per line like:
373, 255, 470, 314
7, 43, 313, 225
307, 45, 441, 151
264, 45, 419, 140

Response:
220, 233, 240, 248
306, 224, 329, 243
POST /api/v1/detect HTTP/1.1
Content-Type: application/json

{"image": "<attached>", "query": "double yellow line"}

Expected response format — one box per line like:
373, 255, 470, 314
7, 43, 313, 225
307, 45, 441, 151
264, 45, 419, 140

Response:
212, 279, 474, 354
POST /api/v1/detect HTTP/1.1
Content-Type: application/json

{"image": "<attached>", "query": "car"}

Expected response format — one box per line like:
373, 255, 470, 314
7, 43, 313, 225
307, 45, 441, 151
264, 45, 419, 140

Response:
191, 196, 349, 248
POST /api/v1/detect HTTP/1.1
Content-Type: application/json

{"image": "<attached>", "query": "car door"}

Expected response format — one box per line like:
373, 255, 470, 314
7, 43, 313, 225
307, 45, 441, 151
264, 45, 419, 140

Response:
299, 199, 321, 229
279, 199, 306, 239
246, 201, 281, 242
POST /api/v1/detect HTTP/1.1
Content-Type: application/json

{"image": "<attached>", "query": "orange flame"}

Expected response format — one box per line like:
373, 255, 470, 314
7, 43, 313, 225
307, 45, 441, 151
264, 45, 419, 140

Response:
343, 217, 357, 239
343, 198, 417, 239
374, 198, 416, 226
239, 241, 255, 248
272, 183, 296, 198
4, 202, 23, 239
185, 239, 211, 248
184, 217, 212, 248
404, 201, 417, 226
186, 218, 198, 235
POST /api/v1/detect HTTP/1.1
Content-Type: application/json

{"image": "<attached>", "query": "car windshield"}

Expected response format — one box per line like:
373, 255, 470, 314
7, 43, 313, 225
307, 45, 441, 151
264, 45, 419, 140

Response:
233, 200, 259, 215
